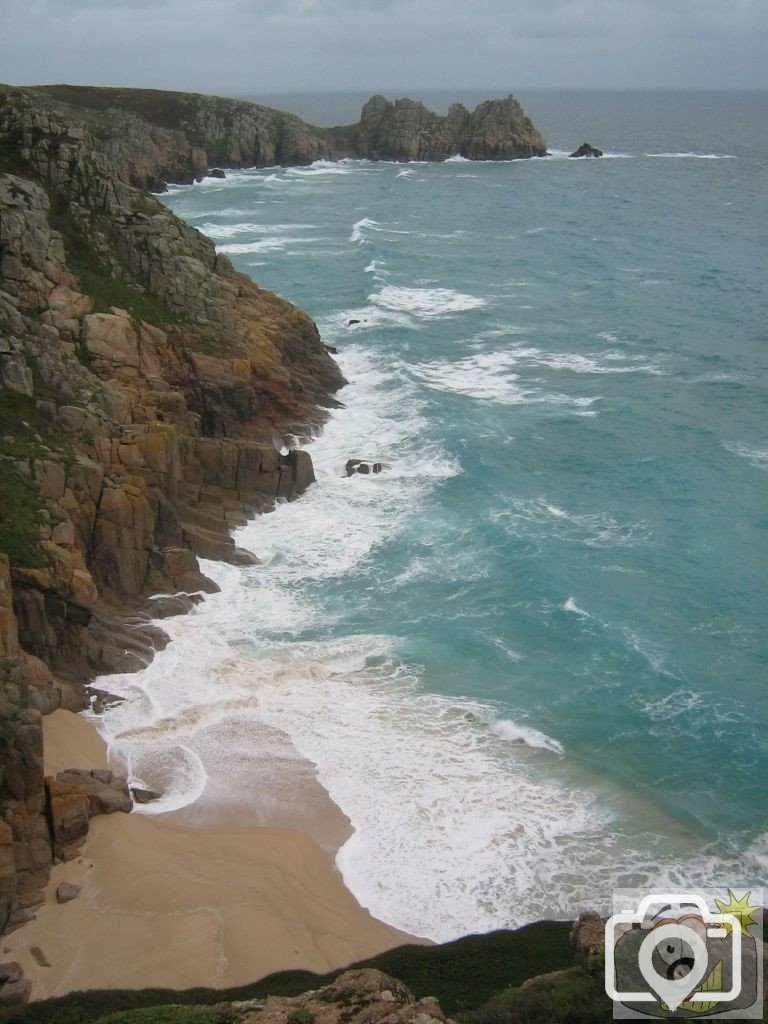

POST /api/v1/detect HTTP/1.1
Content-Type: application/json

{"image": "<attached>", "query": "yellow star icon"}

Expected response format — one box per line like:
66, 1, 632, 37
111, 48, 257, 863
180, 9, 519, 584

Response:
714, 889, 761, 937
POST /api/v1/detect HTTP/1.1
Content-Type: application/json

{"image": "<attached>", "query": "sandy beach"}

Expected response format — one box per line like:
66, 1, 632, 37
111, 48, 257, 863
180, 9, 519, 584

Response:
3, 711, 416, 1000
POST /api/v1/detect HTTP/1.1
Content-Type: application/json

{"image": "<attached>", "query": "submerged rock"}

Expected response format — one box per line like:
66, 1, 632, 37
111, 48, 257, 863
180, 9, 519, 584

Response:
569, 142, 603, 158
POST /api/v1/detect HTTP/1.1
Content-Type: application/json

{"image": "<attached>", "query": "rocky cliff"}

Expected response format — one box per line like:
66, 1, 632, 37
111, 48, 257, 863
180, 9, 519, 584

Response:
24, 86, 546, 189
0, 84, 345, 937
327, 94, 546, 162
0, 77, 544, 954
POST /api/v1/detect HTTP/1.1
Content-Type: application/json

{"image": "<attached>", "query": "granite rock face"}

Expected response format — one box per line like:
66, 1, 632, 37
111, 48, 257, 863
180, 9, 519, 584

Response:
23, 86, 547, 188
229, 969, 452, 1024
327, 94, 546, 162
0, 85, 345, 934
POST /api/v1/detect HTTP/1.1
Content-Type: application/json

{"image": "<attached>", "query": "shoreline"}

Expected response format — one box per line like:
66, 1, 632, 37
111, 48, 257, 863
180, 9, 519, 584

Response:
4, 711, 420, 1000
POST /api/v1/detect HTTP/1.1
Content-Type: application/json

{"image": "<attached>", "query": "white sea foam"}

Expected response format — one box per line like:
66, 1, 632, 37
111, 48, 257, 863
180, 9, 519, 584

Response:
369, 285, 486, 318
444, 153, 470, 162
86, 343, 646, 939
722, 441, 768, 471
217, 235, 319, 255
411, 351, 599, 410
540, 149, 735, 161
287, 162, 356, 177
639, 689, 705, 722
317, 305, 414, 336
491, 718, 565, 755
490, 497, 651, 549
199, 222, 317, 239
350, 217, 381, 244
645, 152, 737, 159
563, 597, 591, 618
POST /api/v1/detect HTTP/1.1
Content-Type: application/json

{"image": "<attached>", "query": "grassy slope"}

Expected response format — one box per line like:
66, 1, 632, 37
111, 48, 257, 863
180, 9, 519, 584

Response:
0, 924, 574, 1024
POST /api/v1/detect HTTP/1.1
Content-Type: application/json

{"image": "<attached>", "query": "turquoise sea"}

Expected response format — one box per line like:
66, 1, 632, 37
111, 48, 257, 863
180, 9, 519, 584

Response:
95, 91, 767, 941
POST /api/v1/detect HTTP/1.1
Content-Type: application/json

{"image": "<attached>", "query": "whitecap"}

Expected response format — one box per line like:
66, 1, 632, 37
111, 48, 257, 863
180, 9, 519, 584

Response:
369, 285, 486, 318
491, 718, 565, 755
722, 441, 768, 471
490, 497, 651, 549
563, 597, 591, 618
217, 235, 320, 255
411, 351, 599, 410
350, 217, 381, 245
199, 221, 317, 239
645, 152, 737, 160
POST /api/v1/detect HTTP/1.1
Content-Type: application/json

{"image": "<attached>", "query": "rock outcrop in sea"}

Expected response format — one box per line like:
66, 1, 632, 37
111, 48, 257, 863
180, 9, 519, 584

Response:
0, 84, 345, 936
569, 142, 603, 158
326, 94, 546, 162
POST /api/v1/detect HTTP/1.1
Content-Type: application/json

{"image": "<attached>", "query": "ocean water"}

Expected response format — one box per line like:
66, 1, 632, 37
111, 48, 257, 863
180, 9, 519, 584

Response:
92, 92, 767, 941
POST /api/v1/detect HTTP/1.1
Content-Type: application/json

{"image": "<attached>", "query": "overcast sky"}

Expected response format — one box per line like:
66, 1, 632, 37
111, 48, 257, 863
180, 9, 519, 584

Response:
0, 0, 765, 95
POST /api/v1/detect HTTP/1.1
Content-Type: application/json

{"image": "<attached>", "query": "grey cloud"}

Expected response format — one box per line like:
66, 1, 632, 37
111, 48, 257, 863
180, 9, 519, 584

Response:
0, 0, 764, 91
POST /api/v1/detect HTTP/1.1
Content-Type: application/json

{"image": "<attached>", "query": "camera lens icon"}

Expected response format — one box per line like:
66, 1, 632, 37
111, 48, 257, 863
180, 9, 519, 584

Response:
639, 922, 711, 1011
605, 893, 744, 1014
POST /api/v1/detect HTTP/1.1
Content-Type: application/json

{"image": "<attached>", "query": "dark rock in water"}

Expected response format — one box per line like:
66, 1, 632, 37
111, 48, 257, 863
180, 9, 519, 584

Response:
569, 142, 603, 158
325, 343, 339, 354
347, 319, 361, 327
346, 459, 386, 477
149, 593, 204, 619
208, 168, 226, 178
131, 787, 162, 804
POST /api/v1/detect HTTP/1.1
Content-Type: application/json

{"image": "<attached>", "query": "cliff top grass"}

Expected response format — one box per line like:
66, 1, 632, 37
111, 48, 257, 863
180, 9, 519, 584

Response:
0, 923, 574, 1024
26, 84, 319, 145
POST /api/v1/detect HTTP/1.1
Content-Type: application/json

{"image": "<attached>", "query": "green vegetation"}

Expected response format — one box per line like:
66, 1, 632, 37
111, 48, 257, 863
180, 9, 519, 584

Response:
46, 196, 178, 328
287, 1010, 315, 1024
0, 460, 45, 568
0, 924, 574, 1024
0, 393, 53, 568
464, 970, 612, 1024
94, 1009, 222, 1024
74, 268, 179, 326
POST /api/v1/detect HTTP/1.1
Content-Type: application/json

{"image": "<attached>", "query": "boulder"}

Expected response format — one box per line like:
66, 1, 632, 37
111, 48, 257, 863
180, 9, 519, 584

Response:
45, 777, 90, 859
0, 963, 22, 984
130, 787, 162, 804
208, 168, 226, 178
55, 769, 132, 816
569, 142, 603, 158
570, 910, 605, 956
56, 882, 81, 904
0, 976, 31, 1006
